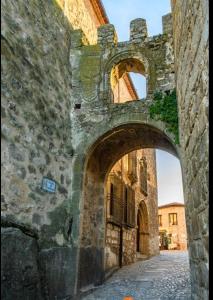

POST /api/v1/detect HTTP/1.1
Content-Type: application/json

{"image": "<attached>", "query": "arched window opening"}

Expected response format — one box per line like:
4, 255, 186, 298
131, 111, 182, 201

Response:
110, 58, 147, 103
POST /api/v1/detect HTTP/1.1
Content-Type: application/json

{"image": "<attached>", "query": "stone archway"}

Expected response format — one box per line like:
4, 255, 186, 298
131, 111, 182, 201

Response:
76, 121, 180, 291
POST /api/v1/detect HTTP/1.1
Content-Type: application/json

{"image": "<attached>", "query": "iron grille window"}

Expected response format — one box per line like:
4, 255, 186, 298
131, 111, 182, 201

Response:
107, 174, 135, 227
107, 174, 123, 224
169, 213, 178, 225
108, 193, 123, 224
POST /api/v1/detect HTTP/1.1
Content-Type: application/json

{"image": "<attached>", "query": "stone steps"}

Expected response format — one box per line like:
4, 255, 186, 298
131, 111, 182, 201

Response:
136, 252, 149, 261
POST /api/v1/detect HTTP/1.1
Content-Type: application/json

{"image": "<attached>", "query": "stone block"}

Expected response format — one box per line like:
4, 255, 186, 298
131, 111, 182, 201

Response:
162, 13, 173, 35
1, 227, 42, 300
198, 261, 209, 288
78, 246, 104, 289
130, 18, 148, 42
39, 247, 76, 299
97, 24, 117, 46
71, 29, 87, 48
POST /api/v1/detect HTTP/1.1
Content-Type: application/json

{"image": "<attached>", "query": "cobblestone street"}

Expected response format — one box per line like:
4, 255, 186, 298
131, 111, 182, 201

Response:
81, 251, 191, 300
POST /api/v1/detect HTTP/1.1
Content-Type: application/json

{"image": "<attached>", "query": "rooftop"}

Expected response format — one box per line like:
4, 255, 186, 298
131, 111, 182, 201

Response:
158, 202, 185, 209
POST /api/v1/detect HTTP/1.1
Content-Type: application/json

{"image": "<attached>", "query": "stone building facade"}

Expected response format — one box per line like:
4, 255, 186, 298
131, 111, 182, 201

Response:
1, 0, 208, 299
105, 149, 159, 272
158, 202, 187, 250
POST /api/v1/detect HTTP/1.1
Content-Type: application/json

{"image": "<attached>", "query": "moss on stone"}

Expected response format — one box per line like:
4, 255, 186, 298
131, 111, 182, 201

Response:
149, 89, 179, 144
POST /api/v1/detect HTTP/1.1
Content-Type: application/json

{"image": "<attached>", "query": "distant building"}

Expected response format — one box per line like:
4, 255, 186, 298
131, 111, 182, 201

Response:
158, 202, 187, 250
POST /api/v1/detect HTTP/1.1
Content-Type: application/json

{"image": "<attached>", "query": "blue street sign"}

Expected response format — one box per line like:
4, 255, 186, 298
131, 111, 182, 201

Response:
42, 177, 56, 193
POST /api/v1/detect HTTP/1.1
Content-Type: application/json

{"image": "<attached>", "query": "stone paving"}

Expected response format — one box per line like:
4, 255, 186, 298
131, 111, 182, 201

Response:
81, 251, 191, 300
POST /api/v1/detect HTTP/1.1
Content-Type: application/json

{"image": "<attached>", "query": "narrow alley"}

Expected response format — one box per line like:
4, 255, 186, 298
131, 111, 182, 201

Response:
81, 251, 191, 300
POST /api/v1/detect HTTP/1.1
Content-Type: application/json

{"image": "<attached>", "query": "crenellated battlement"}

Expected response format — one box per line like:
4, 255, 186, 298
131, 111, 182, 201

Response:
71, 14, 173, 50
162, 13, 173, 35
97, 24, 118, 46
130, 18, 148, 43
70, 14, 175, 107
96, 14, 172, 47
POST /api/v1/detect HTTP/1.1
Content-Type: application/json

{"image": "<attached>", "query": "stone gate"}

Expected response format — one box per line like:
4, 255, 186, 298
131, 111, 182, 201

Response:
69, 17, 179, 291
1, 1, 208, 299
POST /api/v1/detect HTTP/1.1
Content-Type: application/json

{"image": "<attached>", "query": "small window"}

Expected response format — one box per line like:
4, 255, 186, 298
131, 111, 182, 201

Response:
169, 213, 178, 225
158, 215, 162, 226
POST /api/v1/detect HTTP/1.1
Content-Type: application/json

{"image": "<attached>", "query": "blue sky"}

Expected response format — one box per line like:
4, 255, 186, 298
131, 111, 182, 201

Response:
101, 0, 184, 205
156, 150, 184, 205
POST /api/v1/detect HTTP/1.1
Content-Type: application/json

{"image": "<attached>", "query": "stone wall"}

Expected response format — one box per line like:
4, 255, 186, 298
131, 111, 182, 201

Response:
1, 0, 74, 245
171, 0, 209, 298
138, 149, 159, 257
1, 226, 42, 300
56, 0, 100, 45
105, 223, 120, 270
1, 1, 77, 298
122, 228, 136, 265
105, 148, 159, 270
105, 224, 136, 271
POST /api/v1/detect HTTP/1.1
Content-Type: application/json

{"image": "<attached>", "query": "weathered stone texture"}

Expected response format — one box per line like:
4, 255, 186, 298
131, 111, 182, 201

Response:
1, 1, 77, 298
105, 223, 120, 270
1, 227, 42, 300
130, 18, 148, 43
1, 0, 192, 298
171, 0, 209, 298
39, 247, 76, 299
70, 20, 176, 291
56, 0, 101, 45
98, 24, 118, 46
1, 0, 73, 246
162, 13, 173, 35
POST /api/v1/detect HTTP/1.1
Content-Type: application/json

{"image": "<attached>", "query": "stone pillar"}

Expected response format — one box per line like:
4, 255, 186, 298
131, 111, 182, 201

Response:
162, 13, 173, 35
97, 24, 118, 46
130, 18, 148, 43
71, 29, 88, 48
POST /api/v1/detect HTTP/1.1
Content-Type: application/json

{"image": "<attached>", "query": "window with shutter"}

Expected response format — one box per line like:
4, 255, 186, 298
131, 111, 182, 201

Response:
169, 213, 178, 225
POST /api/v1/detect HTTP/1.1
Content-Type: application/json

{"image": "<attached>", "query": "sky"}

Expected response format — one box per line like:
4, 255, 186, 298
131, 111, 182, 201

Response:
102, 0, 184, 205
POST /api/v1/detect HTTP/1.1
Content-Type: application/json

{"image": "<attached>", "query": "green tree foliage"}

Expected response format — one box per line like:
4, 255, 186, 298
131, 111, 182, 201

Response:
149, 89, 179, 144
